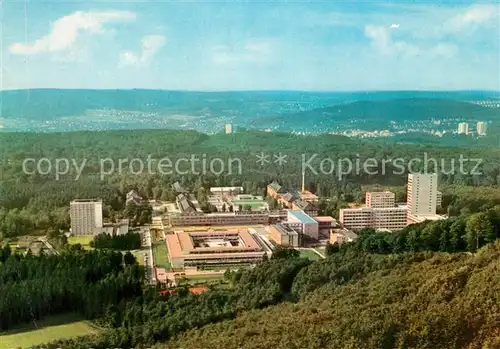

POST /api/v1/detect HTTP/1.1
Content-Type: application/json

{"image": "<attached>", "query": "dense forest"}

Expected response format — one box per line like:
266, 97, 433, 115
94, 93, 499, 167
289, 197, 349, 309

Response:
2, 129, 500, 238
13, 224, 500, 349
0, 246, 143, 330
90, 232, 141, 250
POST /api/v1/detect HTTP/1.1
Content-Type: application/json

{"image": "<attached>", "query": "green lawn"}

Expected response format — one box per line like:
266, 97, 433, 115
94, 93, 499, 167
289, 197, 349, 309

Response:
0, 313, 100, 349
131, 250, 146, 266
67, 235, 94, 250
299, 250, 322, 261
153, 241, 170, 269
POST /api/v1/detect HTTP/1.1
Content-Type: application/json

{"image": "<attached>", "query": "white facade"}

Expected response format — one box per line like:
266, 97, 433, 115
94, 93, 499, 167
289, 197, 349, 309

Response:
285, 210, 319, 239
407, 173, 438, 216
366, 191, 395, 208
70, 199, 103, 235
477, 121, 487, 136
339, 206, 407, 231
458, 122, 469, 135
407, 174, 445, 224
225, 123, 233, 134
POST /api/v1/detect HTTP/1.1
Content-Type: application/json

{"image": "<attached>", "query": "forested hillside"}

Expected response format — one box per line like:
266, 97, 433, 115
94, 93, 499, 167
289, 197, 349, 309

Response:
2, 130, 500, 237
162, 242, 500, 349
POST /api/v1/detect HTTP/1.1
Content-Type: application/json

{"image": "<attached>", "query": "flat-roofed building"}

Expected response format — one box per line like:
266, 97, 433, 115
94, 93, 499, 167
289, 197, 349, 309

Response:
210, 186, 244, 197
330, 229, 358, 245
314, 216, 337, 233
166, 228, 268, 269
366, 191, 395, 208
285, 210, 319, 239
70, 199, 103, 235
407, 173, 445, 224
268, 223, 299, 247
339, 206, 407, 231
168, 211, 269, 226
477, 121, 487, 136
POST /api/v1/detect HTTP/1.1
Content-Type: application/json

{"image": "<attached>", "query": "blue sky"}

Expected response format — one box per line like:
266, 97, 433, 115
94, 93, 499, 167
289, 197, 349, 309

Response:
1, 1, 499, 91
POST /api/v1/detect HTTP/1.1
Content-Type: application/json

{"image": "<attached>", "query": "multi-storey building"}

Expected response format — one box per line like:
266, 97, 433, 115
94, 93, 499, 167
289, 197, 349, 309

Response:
477, 121, 487, 136
339, 206, 407, 231
458, 122, 469, 135
70, 199, 103, 235
268, 223, 299, 247
407, 173, 445, 224
365, 191, 395, 208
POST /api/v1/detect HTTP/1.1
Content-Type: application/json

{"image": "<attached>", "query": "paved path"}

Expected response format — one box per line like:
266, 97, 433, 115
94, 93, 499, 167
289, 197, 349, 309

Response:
140, 227, 156, 284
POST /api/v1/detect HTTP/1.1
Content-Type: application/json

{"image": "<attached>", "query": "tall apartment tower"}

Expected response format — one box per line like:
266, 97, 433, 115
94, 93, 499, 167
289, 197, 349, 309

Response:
407, 174, 439, 223
458, 122, 469, 135
70, 199, 103, 235
477, 121, 487, 136
366, 191, 395, 208
225, 123, 233, 134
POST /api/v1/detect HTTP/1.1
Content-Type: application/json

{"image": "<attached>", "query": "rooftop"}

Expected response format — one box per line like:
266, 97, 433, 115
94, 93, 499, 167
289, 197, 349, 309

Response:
288, 210, 318, 224
71, 199, 102, 203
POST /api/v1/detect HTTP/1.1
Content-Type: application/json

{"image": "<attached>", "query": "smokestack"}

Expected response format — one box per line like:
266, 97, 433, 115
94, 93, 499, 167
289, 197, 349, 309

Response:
302, 170, 305, 192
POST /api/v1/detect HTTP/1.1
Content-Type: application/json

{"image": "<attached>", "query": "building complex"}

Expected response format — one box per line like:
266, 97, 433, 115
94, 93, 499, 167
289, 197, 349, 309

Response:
339, 174, 445, 231
166, 228, 270, 269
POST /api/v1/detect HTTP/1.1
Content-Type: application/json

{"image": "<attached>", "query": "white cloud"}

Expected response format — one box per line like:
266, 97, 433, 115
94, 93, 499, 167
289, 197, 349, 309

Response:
211, 38, 276, 65
9, 11, 136, 55
447, 4, 499, 33
364, 25, 457, 58
119, 34, 166, 67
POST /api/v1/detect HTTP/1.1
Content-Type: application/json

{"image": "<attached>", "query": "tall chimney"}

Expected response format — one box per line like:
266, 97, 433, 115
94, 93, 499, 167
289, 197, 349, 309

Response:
302, 170, 305, 192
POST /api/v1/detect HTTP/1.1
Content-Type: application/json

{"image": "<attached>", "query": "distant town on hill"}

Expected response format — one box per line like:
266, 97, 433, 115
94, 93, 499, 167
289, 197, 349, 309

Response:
0, 89, 499, 137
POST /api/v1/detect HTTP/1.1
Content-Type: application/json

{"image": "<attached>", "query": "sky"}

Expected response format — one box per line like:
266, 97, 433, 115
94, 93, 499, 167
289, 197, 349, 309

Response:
1, 0, 499, 91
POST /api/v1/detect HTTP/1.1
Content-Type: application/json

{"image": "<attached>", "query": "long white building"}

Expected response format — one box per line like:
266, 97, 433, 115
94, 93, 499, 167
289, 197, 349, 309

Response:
70, 199, 103, 235
339, 191, 406, 231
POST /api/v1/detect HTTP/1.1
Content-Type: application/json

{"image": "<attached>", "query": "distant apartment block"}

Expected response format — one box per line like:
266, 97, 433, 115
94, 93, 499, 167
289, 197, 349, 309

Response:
225, 123, 233, 134
70, 199, 103, 235
477, 121, 487, 136
365, 191, 395, 208
407, 173, 445, 224
458, 122, 469, 135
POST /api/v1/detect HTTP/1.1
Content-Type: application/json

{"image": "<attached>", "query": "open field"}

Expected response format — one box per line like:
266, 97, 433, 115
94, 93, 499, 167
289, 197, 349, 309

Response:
299, 249, 322, 261
153, 241, 170, 269
67, 235, 93, 250
0, 313, 100, 349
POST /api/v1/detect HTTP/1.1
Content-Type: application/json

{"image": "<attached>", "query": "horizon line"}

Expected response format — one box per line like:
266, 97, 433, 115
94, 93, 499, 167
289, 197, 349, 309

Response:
1, 88, 499, 94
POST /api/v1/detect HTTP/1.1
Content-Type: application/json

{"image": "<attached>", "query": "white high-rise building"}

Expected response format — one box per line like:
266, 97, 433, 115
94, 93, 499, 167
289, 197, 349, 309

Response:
458, 123, 469, 135
70, 199, 103, 235
407, 174, 445, 224
477, 121, 487, 136
225, 123, 233, 134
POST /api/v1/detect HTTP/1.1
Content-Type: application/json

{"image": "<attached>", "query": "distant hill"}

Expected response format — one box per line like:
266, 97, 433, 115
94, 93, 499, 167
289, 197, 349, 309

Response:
254, 98, 500, 132
0, 89, 498, 133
